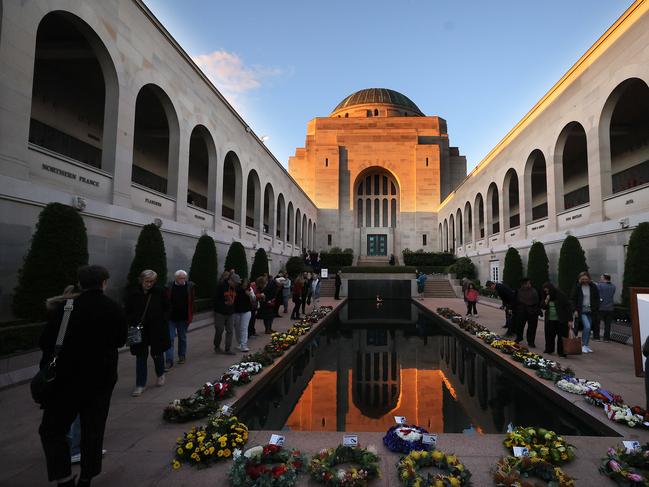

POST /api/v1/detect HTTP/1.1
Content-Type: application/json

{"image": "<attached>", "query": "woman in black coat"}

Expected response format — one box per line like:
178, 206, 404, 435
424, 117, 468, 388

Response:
125, 269, 170, 396
258, 278, 278, 334
541, 282, 573, 357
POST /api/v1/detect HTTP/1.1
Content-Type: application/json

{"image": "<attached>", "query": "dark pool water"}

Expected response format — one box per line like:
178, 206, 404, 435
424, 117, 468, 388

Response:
238, 300, 605, 435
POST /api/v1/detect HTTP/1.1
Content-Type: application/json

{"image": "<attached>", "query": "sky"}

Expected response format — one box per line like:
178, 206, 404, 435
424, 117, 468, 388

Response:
143, 0, 633, 172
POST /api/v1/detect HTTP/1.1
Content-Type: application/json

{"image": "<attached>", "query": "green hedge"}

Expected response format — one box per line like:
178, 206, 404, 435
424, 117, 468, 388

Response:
0, 323, 44, 356
320, 252, 354, 270
402, 251, 456, 267
342, 266, 416, 274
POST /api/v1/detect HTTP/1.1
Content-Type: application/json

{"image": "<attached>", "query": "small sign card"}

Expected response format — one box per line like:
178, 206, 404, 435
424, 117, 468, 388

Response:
394, 416, 407, 424
220, 404, 232, 415
321, 268, 329, 279
343, 434, 358, 447
513, 446, 530, 457
506, 423, 514, 433
421, 433, 437, 447
623, 440, 640, 453
269, 434, 285, 446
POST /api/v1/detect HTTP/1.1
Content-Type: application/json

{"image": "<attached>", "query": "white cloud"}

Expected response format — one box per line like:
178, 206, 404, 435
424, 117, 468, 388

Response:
192, 49, 281, 115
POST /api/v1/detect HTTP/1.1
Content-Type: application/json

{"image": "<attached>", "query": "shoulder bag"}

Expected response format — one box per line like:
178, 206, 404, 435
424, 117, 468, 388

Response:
562, 325, 582, 355
30, 299, 74, 405
126, 293, 152, 347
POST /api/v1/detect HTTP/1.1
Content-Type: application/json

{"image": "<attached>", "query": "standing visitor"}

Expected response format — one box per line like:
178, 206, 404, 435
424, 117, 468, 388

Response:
39, 265, 126, 487
260, 276, 278, 333
291, 276, 304, 319
571, 271, 600, 353
464, 282, 479, 317
597, 273, 616, 342
164, 270, 194, 370
282, 273, 291, 313
248, 278, 259, 338
273, 275, 284, 317
416, 271, 427, 299
515, 278, 540, 347
213, 271, 236, 355
541, 282, 573, 357
301, 272, 312, 315
127, 270, 170, 397
311, 273, 321, 309
486, 280, 518, 336
334, 270, 342, 300
233, 277, 253, 352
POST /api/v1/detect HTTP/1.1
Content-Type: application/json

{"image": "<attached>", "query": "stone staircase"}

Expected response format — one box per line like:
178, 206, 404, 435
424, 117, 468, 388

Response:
355, 256, 390, 267
423, 279, 457, 298
318, 279, 336, 297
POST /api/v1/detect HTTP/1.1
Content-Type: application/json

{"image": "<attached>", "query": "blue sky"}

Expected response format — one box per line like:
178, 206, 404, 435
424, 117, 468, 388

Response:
144, 0, 632, 171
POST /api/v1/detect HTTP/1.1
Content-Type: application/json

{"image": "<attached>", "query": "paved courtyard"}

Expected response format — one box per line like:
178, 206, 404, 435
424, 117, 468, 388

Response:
0, 296, 646, 486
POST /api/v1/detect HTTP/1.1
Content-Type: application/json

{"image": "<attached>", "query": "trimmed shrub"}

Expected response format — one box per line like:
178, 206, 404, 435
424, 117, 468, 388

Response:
126, 223, 168, 291
527, 241, 549, 294
342, 248, 354, 254
224, 241, 248, 278
503, 247, 524, 289
329, 246, 343, 254
189, 235, 218, 299
558, 235, 588, 295
319, 252, 354, 273
286, 256, 305, 279
12, 203, 89, 321
402, 251, 456, 267
622, 222, 649, 307
250, 248, 269, 281
448, 257, 476, 280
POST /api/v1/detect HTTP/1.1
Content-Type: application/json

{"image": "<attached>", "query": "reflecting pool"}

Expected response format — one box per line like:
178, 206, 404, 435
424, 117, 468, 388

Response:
238, 300, 605, 436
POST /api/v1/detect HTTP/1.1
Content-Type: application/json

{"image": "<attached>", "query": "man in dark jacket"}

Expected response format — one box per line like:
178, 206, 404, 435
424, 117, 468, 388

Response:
213, 271, 236, 355
164, 270, 195, 369
39, 265, 127, 487
486, 280, 518, 336
515, 278, 540, 347
334, 270, 342, 300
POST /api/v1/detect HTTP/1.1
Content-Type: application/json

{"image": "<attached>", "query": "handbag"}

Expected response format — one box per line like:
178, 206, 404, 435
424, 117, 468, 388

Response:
562, 326, 582, 355
30, 298, 74, 405
126, 294, 151, 347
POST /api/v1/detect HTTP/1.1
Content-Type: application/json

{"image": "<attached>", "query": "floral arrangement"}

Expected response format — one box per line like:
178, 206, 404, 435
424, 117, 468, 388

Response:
493, 455, 574, 487
458, 319, 489, 335
271, 332, 299, 349
228, 444, 306, 486
491, 339, 524, 355
308, 445, 380, 486
163, 381, 232, 423
556, 377, 601, 395
382, 425, 431, 454
264, 342, 287, 358
228, 362, 263, 375
397, 449, 471, 487
600, 443, 649, 486
585, 389, 624, 408
172, 413, 248, 469
220, 369, 252, 386
503, 427, 575, 464
604, 405, 648, 428
523, 356, 558, 370
288, 323, 312, 337
511, 349, 537, 363
241, 350, 275, 366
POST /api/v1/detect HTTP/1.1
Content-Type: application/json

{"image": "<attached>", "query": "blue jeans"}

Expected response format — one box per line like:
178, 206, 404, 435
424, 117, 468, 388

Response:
581, 313, 592, 346
136, 347, 165, 387
165, 320, 188, 365
66, 415, 81, 456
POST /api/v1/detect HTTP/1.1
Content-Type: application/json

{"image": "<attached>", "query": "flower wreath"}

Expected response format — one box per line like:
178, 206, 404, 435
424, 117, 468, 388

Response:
584, 389, 624, 408
228, 362, 263, 375
397, 449, 471, 487
242, 350, 275, 366
228, 444, 306, 487
220, 370, 252, 386
383, 425, 431, 454
503, 427, 575, 464
308, 445, 381, 487
493, 456, 574, 487
172, 413, 248, 469
600, 443, 649, 486
556, 377, 600, 395
163, 381, 232, 423
604, 404, 648, 428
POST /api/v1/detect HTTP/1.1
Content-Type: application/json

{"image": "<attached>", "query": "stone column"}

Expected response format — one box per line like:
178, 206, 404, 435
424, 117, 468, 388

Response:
112, 89, 137, 207
174, 125, 190, 221
587, 123, 609, 222
544, 148, 559, 233
213, 151, 224, 232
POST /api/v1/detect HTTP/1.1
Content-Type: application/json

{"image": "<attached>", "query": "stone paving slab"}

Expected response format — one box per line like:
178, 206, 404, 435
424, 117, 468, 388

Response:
419, 297, 649, 441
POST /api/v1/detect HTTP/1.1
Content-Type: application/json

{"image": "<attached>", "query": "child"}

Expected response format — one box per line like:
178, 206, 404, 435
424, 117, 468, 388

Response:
464, 282, 479, 317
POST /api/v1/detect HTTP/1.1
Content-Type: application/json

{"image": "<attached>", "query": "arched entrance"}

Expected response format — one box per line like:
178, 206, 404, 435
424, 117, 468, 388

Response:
354, 168, 400, 258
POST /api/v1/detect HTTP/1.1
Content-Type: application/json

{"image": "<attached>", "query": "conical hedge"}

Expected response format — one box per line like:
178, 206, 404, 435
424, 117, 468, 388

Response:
250, 248, 269, 281
126, 223, 167, 291
558, 235, 588, 295
622, 222, 649, 307
189, 234, 218, 299
224, 241, 248, 278
12, 203, 89, 321
286, 256, 305, 280
527, 241, 549, 294
503, 247, 523, 289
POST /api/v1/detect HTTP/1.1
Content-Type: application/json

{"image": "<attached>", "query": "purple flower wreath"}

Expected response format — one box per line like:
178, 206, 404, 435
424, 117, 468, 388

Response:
382, 424, 431, 454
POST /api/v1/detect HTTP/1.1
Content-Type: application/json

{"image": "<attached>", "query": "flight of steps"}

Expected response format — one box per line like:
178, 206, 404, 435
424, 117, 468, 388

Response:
423, 279, 457, 298
318, 279, 336, 297
355, 256, 389, 267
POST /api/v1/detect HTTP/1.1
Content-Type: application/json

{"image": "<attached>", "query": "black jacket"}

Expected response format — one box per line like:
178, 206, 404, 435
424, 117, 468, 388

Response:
125, 286, 170, 354
213, 280, 235, 315
570, 282, 600, 315
39, 289, 127, 392
542, 290, 573, 324
495, 283, 517, 307
258, 282, 278, 319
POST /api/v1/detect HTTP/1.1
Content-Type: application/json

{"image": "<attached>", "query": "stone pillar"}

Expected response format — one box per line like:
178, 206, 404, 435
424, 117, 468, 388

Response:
517, 174, 528, 239
213, 152, 224, 232
587, 123, 609, 222
112, 89, 137, 207
544, 149, 559, 233
174, 126, 190, 221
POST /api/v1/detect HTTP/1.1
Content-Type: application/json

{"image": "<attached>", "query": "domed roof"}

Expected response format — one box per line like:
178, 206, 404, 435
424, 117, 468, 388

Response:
331, 88, 424, 116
